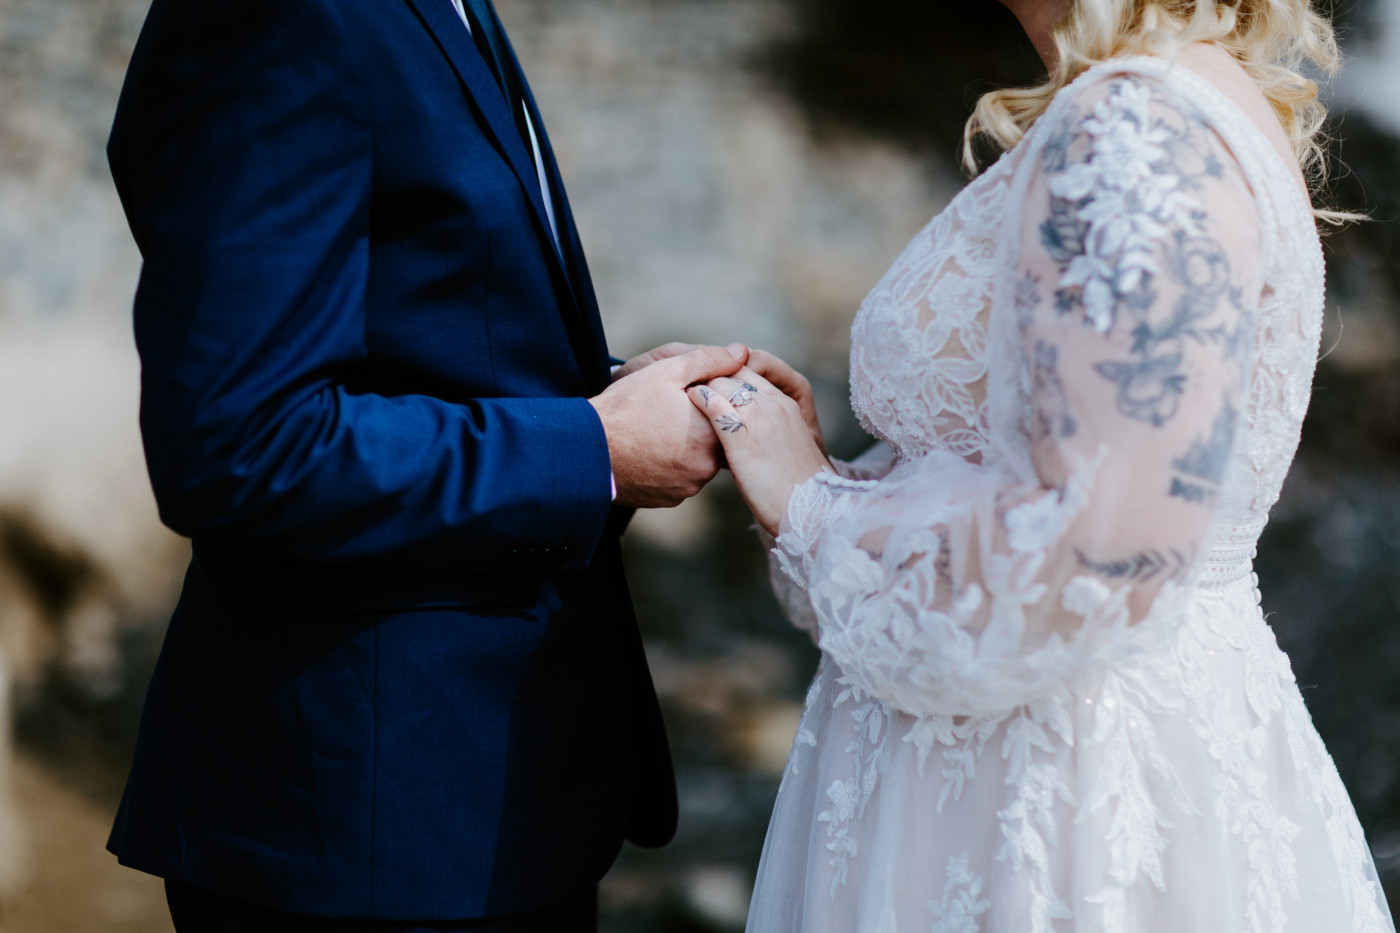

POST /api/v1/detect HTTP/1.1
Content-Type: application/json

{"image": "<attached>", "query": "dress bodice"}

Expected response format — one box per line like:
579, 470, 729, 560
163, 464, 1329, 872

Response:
849, 151, 1016, 467
848, 57, 1325, 595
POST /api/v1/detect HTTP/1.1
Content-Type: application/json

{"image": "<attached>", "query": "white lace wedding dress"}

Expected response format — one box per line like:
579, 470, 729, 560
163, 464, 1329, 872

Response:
748, 57, 1395, 933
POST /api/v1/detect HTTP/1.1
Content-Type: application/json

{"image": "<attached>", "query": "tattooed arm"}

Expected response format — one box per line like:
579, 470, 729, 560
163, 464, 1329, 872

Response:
756, 73, 1262, 718
1020, 73, 1260, 618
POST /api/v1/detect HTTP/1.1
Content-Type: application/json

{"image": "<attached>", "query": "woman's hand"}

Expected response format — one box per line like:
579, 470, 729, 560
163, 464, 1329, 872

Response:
688, 366, 833, 536
744, 348, 828, 457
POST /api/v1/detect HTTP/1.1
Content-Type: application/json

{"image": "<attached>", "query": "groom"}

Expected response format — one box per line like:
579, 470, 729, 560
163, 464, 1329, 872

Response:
105, 0, 762, 929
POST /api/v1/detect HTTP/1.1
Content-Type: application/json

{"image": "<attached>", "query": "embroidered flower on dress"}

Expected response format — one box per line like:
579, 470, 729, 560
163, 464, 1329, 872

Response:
929, 853, 992, 933
1004, 492, 1070, 553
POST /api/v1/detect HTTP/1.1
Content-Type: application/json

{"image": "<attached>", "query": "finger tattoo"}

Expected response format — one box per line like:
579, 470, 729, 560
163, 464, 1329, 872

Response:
738, 381, 758, 393
716, 414, 745, 434
699, 386, 715, 402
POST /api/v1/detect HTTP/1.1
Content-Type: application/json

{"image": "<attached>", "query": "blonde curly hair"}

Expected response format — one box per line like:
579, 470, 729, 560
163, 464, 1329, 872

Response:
964, 0, 1341, 199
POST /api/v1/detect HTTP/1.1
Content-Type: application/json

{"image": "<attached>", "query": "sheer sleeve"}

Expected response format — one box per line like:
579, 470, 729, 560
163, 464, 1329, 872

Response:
773, 74, 1263, 717
764, 442, 897, 642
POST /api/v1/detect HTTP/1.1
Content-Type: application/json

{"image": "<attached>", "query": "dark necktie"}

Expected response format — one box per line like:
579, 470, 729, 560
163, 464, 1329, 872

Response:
456, 0, 563, 254
459, 0, 531, 150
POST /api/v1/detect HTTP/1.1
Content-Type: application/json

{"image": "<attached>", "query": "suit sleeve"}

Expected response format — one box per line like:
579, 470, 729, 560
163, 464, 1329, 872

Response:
111, 0, 613, 573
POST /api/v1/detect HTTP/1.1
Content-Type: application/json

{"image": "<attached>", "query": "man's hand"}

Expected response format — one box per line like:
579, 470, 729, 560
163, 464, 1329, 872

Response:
614, 344, 826, 456
590, 344, 749, 508
611, 342, 705, 382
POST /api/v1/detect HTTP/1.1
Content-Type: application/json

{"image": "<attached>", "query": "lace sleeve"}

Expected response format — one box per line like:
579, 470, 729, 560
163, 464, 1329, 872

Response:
830, 441, 896, 482
762, 442, 895, 641
774, 74, 1263, 717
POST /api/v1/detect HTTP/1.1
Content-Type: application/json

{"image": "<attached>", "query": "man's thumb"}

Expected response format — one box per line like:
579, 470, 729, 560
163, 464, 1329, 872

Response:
673, 344, 747, 385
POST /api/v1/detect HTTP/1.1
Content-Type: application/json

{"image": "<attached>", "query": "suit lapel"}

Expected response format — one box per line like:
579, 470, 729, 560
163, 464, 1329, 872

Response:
402, 0, 610, 392
401, 0, 567, 291
517, 74, 612, 390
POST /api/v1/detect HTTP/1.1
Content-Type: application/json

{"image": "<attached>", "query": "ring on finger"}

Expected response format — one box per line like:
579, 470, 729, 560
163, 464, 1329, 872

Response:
729, 389, 756, 407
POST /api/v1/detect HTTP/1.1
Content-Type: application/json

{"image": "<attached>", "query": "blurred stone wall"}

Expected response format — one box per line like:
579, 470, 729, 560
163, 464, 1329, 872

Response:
0, 0, 188, 915
0, 0, 188, 700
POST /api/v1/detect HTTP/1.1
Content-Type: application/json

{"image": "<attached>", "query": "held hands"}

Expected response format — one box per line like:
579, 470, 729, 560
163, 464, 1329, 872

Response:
688, 367, 833, 536
614, 343, 828, 456
590, 344, 750, 509
593, 343, 830, 513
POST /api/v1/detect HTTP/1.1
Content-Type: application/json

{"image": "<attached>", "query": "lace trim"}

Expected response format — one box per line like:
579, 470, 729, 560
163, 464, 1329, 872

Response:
813, 470, 879, 492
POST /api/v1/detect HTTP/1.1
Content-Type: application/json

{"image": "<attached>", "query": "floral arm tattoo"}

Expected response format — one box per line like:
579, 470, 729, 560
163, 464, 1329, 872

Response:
1025, 76, 1257, 519
756, 75, 1266, 722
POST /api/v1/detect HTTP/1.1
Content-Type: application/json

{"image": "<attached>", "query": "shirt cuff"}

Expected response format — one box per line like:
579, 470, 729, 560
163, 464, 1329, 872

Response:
608, 364, 621, 501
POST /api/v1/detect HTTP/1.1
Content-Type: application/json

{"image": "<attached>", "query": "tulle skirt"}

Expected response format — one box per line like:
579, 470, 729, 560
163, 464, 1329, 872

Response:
746, 579, 1394, 932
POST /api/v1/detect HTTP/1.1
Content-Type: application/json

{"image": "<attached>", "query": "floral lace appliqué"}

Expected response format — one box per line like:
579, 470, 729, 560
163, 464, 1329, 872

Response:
816, 677, 890, 899
929, 853, 992, 933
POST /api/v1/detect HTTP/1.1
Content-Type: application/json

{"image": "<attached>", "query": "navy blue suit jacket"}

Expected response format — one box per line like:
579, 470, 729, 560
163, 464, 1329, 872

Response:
105, 0, 677, 920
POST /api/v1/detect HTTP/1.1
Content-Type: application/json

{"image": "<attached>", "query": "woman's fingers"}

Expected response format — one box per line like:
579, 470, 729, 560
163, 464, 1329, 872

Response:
729, 366, 781, 396
744, 348, 810, 402
708, 366, 785, 400
730, 357, 827, 457
690, 367, 833, 535
704, 374, 765, 409
689, 383, 749, 438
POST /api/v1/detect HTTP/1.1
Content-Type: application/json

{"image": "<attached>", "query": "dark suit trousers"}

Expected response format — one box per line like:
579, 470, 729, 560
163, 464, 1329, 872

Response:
166, 881, 598, 933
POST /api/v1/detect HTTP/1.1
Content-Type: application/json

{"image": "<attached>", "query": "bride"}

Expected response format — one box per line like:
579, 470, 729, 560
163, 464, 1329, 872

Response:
689, 0, 1395, 930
